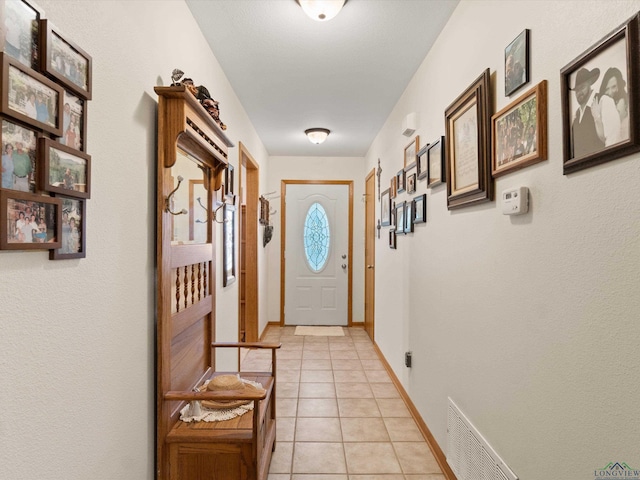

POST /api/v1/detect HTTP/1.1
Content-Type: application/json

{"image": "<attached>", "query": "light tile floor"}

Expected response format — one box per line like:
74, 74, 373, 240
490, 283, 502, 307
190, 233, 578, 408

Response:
240, 326, 446, 480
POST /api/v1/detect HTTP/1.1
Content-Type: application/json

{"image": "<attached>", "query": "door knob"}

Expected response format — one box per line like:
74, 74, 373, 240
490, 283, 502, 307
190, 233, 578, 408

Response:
367, 265, 374, 269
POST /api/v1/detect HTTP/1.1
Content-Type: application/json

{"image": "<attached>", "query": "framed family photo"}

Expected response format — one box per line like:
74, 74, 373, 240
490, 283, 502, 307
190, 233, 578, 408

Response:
380, 187, 392, 226
561, 13, 640, 174
58, 89, 86, 152
444, 69, 493, 210
50, 195, 86, 260
404, 161, 417, 194
412, 193, 426, 224
0, 0, 41, 69
39, 138, 91, 199
417, 144, 428, 180
40, 19, 92, 100
395, 201, 405, 234
0, 189, 61, 250
1, 115, 38, 192
222, 202, 236, 287
0, 52, 63, 136
492, 80, 548, 177
427, 136, 446, 187
396, 168, 406, 193
404, 135, 419, 167
505, 29, 530, 96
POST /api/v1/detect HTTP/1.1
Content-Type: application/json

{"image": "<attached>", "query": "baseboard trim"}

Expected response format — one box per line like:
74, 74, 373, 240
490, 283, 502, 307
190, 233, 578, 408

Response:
372, 342, 457, 480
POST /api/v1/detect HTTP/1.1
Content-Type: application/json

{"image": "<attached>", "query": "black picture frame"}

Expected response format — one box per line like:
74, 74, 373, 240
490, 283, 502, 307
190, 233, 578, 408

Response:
396, 168, 406, 193
389, 229, 396, 249
394, 201, 405, 234
560, 13, 640, 174
427, 136, 446, 188
505, 29, 530, 96
417, 144, 428, 180
222, 202, 236, 287
380, 187, 392, 226
444, 68, 493, 210
225, 163, 234, 196
49, 195, 86, 260
403, 201, 413, 234
39, 19, 92, 100
412, 193, 426, 224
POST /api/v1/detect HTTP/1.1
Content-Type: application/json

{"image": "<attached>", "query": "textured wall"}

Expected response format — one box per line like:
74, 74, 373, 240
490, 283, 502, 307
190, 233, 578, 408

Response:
367, 1, 640, 479
0, 1, 267, 478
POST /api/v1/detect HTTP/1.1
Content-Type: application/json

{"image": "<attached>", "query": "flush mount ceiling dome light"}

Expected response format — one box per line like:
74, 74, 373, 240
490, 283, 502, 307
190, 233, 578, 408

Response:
305, 128, 331, 144
296, 0, 347, 22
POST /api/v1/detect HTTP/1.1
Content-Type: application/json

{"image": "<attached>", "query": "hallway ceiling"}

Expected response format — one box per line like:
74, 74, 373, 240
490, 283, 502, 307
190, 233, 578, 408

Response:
185, 0, 459, 157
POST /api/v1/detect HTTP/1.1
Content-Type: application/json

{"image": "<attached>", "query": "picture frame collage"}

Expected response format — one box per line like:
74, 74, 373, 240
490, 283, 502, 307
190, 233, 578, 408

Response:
0, 0, 93, 259
381, 11, 640, 248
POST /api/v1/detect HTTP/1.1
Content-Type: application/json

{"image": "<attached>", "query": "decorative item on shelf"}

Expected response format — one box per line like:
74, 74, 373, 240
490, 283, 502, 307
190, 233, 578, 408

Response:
169, 68, 227, 130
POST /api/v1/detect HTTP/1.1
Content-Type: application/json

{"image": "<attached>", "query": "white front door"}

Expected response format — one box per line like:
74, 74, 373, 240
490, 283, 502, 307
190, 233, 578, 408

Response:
284, 183, 349, 326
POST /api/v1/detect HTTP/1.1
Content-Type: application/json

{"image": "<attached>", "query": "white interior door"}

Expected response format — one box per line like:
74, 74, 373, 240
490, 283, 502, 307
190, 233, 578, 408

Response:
284, 183, 349, 326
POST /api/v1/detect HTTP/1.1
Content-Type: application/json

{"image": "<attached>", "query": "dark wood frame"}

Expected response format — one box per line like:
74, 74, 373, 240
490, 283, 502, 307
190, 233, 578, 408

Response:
225, 163, 235, 196
389, 175, 397, 199
38, 137, 91, 199
223, 202, 236, 287
427, 136, 446, 187
412, 193, 426, 224
403, 200, 413, 234
417, 144, 428, 180
39, 19, 92, 100
396, 168, 406, 193
444, 68, 493, 210
0, 189, 61, 250
394, 201, 405, 234
404, 135, 419, 167
561, 13, 640, 174
0, 52, 63, 136
49, 195, 86, 260
492, 80, 548, 177
380, 187, 392, 226
0, 0, 41, 69
406, 172, 416, 194
505, 29, 530, 96
58, 89, 87, 152
389, 229, 396, 249
1, 114, 40, 193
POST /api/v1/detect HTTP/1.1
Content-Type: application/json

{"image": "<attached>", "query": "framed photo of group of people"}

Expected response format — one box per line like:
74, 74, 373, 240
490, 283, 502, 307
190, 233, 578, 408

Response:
1, 0, 92, 259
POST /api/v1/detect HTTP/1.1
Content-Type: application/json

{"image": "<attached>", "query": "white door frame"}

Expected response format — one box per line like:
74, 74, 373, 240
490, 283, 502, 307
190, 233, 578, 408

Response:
280, 180, 353, 326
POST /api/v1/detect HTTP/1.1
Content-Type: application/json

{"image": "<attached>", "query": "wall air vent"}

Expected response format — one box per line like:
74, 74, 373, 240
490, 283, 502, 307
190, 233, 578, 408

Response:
447, 398, 518, 480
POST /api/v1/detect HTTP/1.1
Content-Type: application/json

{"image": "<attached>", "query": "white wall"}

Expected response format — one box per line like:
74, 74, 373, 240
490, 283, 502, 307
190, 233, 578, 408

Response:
265, 156, 366, 325
367, 1, 640, 479
0, 1, 267, 478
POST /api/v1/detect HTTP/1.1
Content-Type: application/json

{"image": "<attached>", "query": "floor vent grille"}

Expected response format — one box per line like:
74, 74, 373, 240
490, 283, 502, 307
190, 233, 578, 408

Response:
447, 398, 518, 480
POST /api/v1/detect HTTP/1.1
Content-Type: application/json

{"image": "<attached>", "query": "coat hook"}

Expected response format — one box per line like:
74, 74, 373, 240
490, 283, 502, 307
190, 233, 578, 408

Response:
165, 175, 188, 216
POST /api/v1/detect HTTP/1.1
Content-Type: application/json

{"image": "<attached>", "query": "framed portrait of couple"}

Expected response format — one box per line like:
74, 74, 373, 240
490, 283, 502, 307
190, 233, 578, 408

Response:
561, 12, 640, 174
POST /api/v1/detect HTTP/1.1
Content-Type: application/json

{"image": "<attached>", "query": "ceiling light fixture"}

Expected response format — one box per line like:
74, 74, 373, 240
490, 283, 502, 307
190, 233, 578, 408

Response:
305, 128, 330, 144
296, 0, 347, 22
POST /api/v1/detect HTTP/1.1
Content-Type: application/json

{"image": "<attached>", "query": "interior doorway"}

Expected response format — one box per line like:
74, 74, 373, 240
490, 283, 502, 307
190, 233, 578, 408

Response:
281, 180, 353, 326
364, 169, 376, 341
238, 142, 259, 342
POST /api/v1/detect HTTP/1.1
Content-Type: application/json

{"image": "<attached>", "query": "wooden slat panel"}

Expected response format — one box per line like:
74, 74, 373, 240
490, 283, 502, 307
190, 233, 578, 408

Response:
171, 318, 208, 394
171, 296, 213, 339
170, 243, 213, 268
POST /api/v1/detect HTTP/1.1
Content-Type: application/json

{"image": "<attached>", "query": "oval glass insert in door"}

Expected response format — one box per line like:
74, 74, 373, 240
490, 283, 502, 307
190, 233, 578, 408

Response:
303, 202, 331, 272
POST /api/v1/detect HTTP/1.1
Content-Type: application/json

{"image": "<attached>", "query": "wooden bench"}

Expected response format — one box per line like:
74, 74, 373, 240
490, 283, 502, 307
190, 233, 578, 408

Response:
162, 343, 280, 480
